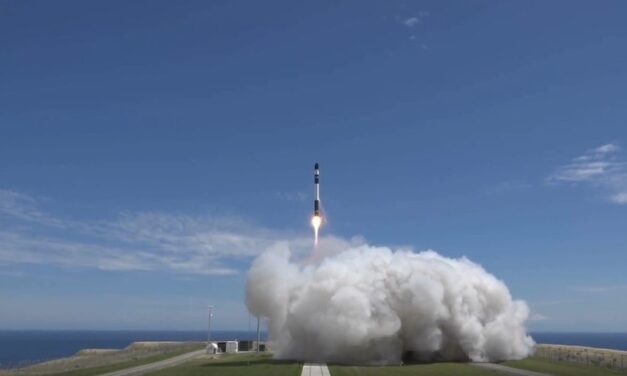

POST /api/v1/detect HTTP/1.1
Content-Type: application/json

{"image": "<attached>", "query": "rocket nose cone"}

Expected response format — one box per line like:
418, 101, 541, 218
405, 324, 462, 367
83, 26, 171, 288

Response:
314, 163, 319, 170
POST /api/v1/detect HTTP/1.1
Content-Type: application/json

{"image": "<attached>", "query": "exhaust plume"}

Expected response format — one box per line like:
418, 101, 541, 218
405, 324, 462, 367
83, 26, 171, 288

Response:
246, 238, 534, 364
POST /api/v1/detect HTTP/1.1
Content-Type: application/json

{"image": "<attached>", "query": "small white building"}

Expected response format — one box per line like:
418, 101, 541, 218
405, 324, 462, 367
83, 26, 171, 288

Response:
225, 340, 239, 353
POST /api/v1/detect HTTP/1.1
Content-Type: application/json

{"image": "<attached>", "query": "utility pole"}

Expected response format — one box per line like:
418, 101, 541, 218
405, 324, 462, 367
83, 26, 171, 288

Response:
256, 316, 261, 353
207, 306, 214, 344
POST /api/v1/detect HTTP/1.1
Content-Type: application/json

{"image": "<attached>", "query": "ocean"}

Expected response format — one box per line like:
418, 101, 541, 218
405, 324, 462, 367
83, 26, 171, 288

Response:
0, 331, 626, 369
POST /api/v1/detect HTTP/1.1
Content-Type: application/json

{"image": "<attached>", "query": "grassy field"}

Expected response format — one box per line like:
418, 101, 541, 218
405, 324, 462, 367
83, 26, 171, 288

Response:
142, 353, 627, 376
329, 363, 500, 376
145, 353, 302, 376
59, 355, 627, 376
146, 354, 499, 376
0, 342, 205, 376
47, 348, 203, 376
503, 358, 627, 376
52, 356, 627, 376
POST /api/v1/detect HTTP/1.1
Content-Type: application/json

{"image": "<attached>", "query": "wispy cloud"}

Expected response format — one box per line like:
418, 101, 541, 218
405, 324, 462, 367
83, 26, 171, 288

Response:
528, 313, 550, 322
403, 17, 420, 28
275, 191, 308, 202
574, 285, 627, 293
0, 189, 63, 226
531, 299, 578, 307
401, 11, 430, 28
0, 190, 314, 275
547, 143, 627, 204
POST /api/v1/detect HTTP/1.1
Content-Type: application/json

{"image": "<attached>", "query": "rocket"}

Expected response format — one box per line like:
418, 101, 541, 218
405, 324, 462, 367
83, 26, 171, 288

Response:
311, 163, 322, 245
314, 163, 320, 217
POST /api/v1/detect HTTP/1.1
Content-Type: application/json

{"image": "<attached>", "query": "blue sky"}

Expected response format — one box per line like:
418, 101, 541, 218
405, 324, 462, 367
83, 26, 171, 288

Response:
1, 0, 627, 331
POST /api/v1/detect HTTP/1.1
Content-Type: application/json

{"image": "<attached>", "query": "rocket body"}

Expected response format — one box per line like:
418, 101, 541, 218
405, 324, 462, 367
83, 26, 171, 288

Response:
311, 163, 322, 246
314, 163, 320, 216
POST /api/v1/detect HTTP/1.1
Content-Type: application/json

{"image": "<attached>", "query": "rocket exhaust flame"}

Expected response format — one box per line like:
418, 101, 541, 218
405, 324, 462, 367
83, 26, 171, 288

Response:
312, 163, 321, 246
311, 215, 321, 246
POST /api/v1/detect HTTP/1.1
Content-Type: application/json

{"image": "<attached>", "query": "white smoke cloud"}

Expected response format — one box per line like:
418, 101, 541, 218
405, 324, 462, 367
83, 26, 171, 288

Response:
246, 238, 534, 364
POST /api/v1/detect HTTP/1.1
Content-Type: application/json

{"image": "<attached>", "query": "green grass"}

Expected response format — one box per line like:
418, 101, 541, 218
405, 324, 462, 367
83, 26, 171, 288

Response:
503, 358, 627, 376
48, 347, 204, 376
328, 363, 500, 376
145, 353, 302, 376
71, 350, 626, 376
146, 353, 499, 376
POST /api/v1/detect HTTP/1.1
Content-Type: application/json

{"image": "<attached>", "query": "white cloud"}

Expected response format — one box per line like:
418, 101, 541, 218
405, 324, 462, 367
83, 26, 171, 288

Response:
401, 11, 430, 28
403, 17, 420, 27
610, 192, 627, 204
595, 143, 620, 154
0, 190, 315, 275
547, 143, 627, 204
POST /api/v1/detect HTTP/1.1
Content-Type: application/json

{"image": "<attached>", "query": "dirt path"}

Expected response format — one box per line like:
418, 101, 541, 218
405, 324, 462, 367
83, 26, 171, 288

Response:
97, 349, 205, 376
472, 362, 551, 376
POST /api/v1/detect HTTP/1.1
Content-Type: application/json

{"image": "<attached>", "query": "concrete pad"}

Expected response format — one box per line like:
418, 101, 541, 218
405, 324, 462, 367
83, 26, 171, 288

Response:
301, 363, 330, 376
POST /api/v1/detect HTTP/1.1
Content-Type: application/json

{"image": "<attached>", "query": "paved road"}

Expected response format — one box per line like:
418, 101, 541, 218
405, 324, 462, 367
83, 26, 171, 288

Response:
97, 349, 206, 376
472, 362, 551, 376
301, 363, 331, 376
